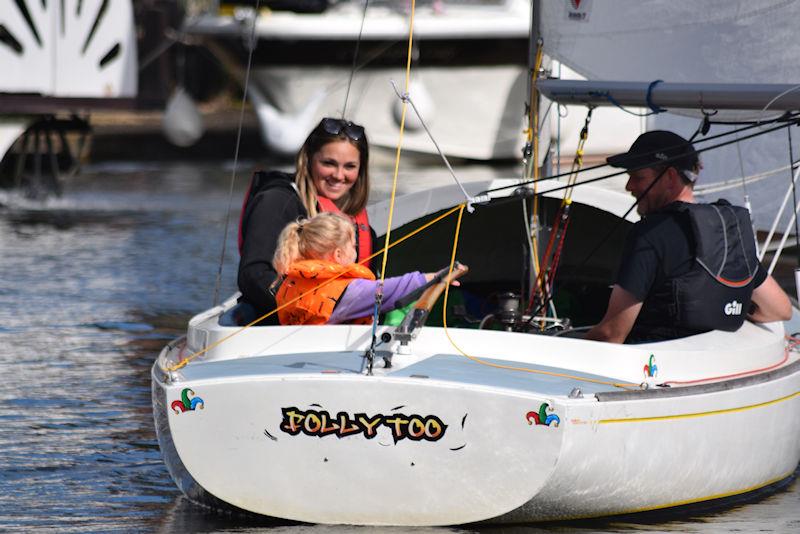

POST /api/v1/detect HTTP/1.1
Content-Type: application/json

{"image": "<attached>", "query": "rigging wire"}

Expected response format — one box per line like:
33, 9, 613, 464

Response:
341, 0, 371, 118
732, 129, 760, 257
480, 113, 800, 197
212, 0, 260, 307
788, 125, 800, 259
389, 81, 477, 211
482, 117, 800, 202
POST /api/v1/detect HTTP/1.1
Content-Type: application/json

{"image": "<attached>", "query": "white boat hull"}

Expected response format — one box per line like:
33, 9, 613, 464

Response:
253, 64, 527, 160
152, 179, 800, 525
152, 322, 800, 525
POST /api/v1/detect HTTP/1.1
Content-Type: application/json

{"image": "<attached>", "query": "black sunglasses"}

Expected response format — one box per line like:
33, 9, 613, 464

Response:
319, 118, 365, 142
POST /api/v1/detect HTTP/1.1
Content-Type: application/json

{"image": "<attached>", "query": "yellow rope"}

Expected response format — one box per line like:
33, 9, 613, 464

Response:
167, 2, 423, 373
528, 42, 545, 282
600, 390, 800, 424
379, 0, 416, 283
562, 107, 593, 201
165, 203, 462, 372
440, 205, 637, 390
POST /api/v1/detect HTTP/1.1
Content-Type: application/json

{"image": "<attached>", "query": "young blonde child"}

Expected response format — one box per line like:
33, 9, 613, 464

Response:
272, 212, 433, 325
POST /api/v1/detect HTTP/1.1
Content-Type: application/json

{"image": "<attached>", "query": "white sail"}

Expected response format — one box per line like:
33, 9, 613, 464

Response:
539, 0, 800, 85
538, 0, 800, 231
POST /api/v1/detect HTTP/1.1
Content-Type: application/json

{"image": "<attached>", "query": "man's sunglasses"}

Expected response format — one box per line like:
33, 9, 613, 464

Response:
320, 118, 365, 142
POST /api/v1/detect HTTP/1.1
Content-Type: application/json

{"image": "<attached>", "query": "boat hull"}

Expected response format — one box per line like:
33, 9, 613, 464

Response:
152, 342, 800, 525
253, 64, 527, 160
153, 354, 566, 525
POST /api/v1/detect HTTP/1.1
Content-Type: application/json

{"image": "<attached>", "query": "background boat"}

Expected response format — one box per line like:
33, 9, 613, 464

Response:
183, 0, 533, 160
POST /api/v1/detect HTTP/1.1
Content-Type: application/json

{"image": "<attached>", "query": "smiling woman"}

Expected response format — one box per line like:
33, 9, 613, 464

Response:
236, 117, 375, 324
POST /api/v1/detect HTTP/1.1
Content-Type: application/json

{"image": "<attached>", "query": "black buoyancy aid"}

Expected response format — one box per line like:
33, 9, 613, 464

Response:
238, 170, 372, 265
671, 200, 759, 332
237, 170, 297, 255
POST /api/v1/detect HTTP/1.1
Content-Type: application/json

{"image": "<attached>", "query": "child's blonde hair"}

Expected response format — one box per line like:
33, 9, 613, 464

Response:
273, 212, 355, 274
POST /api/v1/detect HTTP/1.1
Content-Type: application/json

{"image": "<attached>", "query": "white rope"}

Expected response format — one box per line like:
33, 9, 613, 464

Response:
389, 80, 486, 212
695, 162, 792, 195
760, 163, 800, 263
758, 83, 800, 124
768, 194, 800, 275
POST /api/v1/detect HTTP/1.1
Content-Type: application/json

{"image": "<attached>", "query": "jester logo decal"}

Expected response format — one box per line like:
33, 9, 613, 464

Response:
171, 388, 204, 414
644, 354, 658, 378
280, 406, 447, 443
526, 403, 560, 427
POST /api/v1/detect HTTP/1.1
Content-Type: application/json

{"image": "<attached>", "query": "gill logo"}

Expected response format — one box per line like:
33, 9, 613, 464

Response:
724, 300, 743, 316
644, 354, 658, 378
171, 388, 204, 414
526, 403, 560, 427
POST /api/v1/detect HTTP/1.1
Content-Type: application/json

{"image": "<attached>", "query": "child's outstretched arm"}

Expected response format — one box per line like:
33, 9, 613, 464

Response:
328, 272, 427, 324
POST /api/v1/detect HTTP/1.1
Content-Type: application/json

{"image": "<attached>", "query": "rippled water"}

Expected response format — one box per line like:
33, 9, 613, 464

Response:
0, 160, 798, 533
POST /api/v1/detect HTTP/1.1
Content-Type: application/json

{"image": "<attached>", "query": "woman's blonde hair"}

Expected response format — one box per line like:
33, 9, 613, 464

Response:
273, 212, 355, 274
295, 118, 370, 217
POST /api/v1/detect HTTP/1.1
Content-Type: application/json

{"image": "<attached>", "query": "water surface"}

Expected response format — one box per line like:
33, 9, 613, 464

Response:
0, 160, 797, 532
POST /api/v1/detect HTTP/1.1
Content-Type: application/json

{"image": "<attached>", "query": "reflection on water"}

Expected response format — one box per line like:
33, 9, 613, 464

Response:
0, 161, 798, 532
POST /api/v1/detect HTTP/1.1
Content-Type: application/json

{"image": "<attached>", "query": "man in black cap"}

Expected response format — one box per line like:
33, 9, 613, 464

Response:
585, 130, 791, 343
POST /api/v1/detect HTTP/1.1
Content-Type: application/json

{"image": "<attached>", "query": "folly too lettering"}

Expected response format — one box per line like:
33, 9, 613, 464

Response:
280, 406, 447, 443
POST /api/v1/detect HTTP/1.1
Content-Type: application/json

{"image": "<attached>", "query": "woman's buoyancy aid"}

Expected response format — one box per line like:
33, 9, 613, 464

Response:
638, 200, 759, 334
237, 171, 371, 262
237, 170, 298, 255
316, 196, 372, 264
275, 259, 376, 325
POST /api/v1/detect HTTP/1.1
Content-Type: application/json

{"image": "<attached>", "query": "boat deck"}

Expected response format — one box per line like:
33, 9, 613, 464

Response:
176, 351, 621, 397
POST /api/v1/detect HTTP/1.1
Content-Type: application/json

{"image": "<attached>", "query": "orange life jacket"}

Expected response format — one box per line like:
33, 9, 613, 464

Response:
275, 259, 376, 325
316, 196, 372, 265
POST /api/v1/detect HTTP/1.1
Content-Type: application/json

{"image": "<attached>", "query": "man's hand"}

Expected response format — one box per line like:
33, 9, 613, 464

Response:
584, 285, 643, 343
748, 275, 792, 323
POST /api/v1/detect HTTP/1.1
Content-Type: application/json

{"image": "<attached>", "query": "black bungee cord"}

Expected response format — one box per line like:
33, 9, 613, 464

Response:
478, 111, 800, 198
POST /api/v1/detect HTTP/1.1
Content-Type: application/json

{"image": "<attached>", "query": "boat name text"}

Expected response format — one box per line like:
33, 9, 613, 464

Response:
280, 407, 447, 442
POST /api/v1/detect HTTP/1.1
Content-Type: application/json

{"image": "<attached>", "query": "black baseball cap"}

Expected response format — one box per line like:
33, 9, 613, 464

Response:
607, 131, 699, 178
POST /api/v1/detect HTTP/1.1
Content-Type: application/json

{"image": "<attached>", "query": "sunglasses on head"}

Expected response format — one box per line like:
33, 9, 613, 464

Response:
319, 117, 365, 142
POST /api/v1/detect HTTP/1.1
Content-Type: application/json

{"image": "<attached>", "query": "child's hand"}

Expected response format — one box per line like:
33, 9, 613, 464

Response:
424, 272, 460, 286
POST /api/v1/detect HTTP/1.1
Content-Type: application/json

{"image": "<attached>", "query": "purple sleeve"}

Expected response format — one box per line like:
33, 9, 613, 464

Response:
328, 272, 427, 324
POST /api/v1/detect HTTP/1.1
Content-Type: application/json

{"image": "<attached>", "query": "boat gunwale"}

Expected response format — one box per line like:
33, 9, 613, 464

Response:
595, 355, 800, 401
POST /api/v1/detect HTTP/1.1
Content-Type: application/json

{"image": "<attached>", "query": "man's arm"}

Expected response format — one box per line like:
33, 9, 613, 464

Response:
584, 285, 643, 343
748, 275, 792, 323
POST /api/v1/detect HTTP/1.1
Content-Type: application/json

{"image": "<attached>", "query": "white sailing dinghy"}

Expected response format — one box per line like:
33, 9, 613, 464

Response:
152, 175, 800, 525
153, 0, 800, 525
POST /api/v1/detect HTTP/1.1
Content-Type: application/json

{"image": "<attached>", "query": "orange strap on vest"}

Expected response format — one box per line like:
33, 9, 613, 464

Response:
275, 259, 376, 325
316, 197, 372, 264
